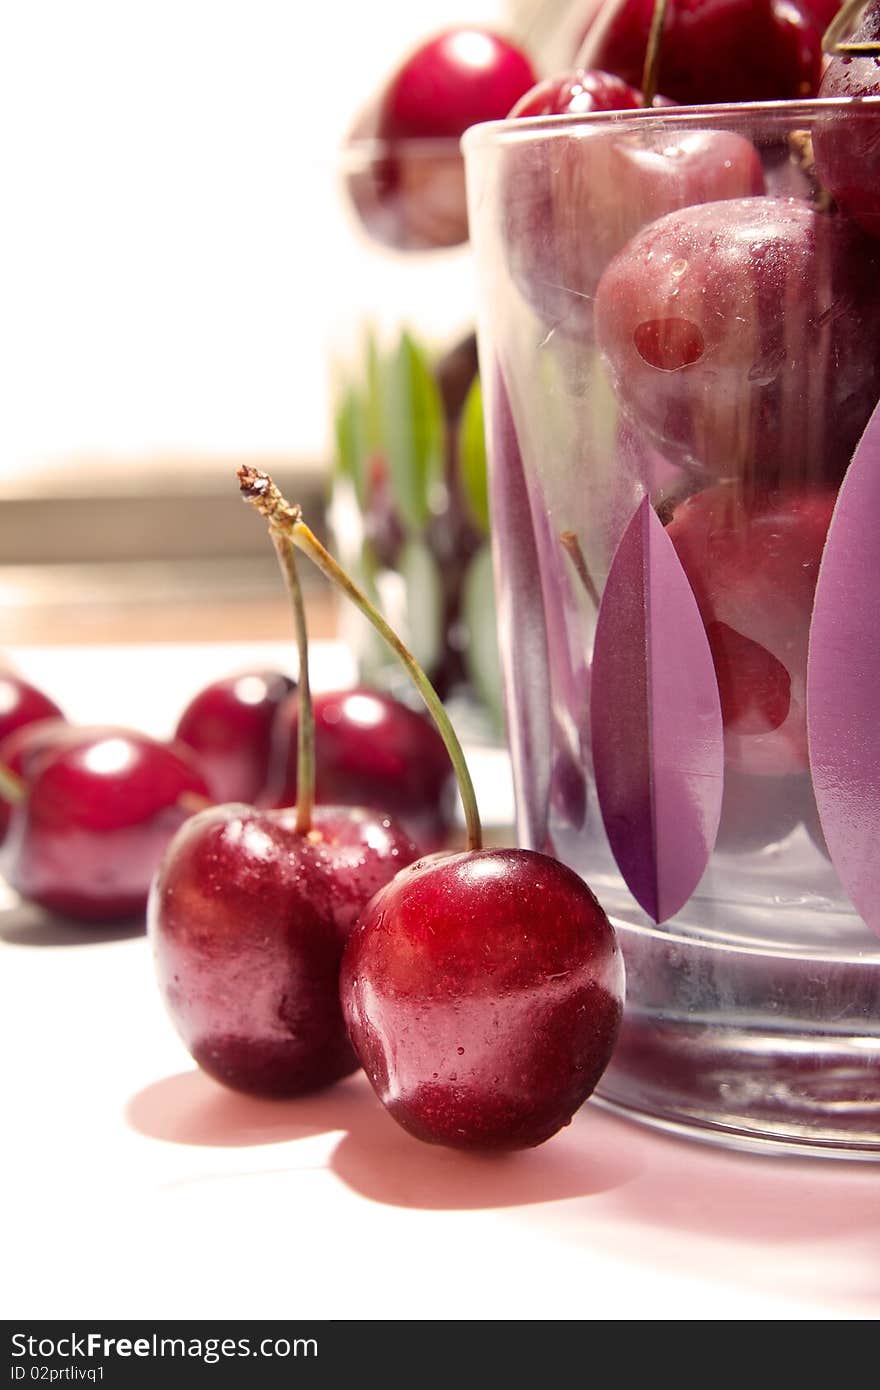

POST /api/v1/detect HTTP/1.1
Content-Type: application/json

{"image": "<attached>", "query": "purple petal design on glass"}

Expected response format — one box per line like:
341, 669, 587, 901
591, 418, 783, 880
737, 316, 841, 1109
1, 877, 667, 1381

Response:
807, 400, 880, 939
591, 497, 724, 923
486, 366, 552, 850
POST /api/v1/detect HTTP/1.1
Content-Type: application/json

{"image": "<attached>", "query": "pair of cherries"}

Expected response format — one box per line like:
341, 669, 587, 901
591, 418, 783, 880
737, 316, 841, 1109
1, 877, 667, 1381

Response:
149, 471, 623, 1152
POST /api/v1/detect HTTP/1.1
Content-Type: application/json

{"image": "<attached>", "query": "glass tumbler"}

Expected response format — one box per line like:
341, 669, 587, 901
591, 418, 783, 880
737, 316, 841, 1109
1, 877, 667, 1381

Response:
463, 99, 880, 1157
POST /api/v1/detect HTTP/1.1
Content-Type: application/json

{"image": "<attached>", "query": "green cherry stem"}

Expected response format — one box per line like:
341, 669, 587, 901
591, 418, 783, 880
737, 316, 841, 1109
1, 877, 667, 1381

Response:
0, 762, 25, 805
641, 0, 670, 108
238, 468, 482, 853
238, 467, 314, 834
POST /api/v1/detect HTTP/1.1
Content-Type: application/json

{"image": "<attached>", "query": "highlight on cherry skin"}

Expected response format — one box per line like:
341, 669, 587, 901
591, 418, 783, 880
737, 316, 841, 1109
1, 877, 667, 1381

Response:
344, 26, 537, 251
341, 847, 624, 1151
267, 687, 457, 854
148, 802, 419, 1098
594, 196, 880, 487
813, 0, 880, 240
174, 668, 295, 804
2, 729, 210, 923
502, 80, 764, 339
578, 0, 824, 106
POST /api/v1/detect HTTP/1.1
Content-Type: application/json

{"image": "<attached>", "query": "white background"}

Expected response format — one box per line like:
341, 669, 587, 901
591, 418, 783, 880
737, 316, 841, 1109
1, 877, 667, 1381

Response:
0, 1, 508, 487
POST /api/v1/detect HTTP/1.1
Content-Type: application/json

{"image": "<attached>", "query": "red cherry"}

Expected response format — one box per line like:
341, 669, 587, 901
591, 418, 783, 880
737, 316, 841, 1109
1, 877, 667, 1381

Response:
379, 29, 537, 141
666, 485, 835, 775
595, 197, 880, 486
341, 848, 623, 1150
268, 688, 456, 852
502, 97, 762, 338
174, 669, 294, 804
579, 0, 823, 105
508, 67, 645, 118
345, 28, 536, 252
814, 3, 880, 239
149, 804, 419, 1097
0, 673, 63, 743
4, 730, 209, 922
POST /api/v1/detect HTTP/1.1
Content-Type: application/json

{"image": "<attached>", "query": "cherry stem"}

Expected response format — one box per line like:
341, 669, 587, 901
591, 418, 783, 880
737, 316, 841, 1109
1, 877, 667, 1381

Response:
560, 531, 600, 609
238, 469, 482, 853
0, 762, 25, 805
641, 0, 669, 108
238, 467, 314, 834
823, 1, 879, 54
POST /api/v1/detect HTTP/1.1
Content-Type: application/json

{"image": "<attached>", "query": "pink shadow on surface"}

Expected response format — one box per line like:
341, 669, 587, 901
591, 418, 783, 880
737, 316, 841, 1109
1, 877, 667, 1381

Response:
0, 898, 144, 946
126, 1068, 640, 1210
126, 1069, 375, 1149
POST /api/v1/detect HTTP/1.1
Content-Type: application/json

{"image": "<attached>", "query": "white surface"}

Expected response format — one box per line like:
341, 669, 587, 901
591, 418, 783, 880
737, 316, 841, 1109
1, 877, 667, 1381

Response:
2, 643, 878, 1321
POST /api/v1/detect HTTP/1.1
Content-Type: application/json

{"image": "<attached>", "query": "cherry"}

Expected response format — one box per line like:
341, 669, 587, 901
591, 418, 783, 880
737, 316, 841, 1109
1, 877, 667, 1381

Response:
149, 804, 418, 1097
0, 673, 63, 743
594, 197, 880, 487
345, 28, 536, 252
3, 730, 209, 921
343, 100, 471, 252
341, 849, 623, 1150
502, 86, 763, 338
814, 2, 880, 238
265, 482, 624, 1151
508, 67, 645, 118
579, 0, 823, 106
268, 687, 456, 853
665, 484, 835, 775
149, 469, 422, 1098
378, 29, 537, 141
174, 669, 294, 804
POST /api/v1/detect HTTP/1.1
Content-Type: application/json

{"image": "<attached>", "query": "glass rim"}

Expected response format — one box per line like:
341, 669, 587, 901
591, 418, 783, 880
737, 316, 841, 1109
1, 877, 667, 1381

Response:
461, 94, 880, 154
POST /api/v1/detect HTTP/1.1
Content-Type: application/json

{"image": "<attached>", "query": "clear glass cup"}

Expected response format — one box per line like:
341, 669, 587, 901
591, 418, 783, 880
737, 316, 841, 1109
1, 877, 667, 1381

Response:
463, 99, 880, 1157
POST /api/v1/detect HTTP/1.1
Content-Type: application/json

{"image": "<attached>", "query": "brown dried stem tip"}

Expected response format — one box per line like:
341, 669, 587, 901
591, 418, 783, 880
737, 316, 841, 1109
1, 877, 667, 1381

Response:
237, 465, 302, 530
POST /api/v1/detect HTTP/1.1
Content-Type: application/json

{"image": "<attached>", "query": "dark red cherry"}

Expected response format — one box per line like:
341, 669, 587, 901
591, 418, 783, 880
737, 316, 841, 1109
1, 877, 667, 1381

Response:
503, 97, 762, 338
814, 2, 880, 239
345, 29, 536, 252
508, 67, 644, 118
595, 197, 880, 486
174, 670, 294, 804
343, 99, 470, 252
579, 0, 823, 105
378, 29, 537, 141
268, 688, 456, 852
4, 730, 209, 922
0, 673, 63, 744
666, 485, 835, 775
341, 847, 624, 1150
149, 803, 419, 1097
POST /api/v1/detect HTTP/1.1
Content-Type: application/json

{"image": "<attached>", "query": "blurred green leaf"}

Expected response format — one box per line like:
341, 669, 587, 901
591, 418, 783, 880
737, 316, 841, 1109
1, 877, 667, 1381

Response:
383, 331, 445, 532
332, 385, 369, 507
458, 375, 490, 534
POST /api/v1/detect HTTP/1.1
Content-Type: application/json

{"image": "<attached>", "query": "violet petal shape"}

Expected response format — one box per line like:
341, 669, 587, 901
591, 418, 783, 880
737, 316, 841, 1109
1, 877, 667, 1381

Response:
486, 367, 552, 851
807, 400, 880, 939
591, 497, 724, 923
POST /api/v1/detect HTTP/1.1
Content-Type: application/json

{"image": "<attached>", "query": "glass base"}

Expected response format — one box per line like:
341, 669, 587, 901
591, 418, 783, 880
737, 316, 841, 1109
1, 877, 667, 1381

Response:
596, 901, 880, 1160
